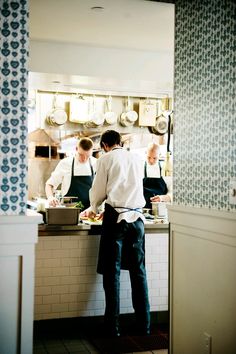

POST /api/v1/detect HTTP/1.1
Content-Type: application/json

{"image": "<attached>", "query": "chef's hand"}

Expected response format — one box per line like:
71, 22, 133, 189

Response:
80, 208, 91, 218
48, 196, 60, 207
151, 195, 171, 203
97, 212, 104, 220
150, 195, 161, 202
88, 210, 97, 220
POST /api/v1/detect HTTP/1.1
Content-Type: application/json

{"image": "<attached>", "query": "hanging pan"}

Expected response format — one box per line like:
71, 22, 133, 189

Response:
104, 96, 117, 125
46, 94, 68, 126
85, 96, 104, 128
148, 100, 168, 135
119, 97, 138, 127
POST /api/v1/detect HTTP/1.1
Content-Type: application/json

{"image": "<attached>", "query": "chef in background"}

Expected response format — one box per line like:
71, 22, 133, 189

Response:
45, 137, 96, 209
143, 142, 172, 209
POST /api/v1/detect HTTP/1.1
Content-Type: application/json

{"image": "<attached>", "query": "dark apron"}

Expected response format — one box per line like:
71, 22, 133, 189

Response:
143, 161, 168, 209
97, 203, 144, 274
64, 158, 94, 210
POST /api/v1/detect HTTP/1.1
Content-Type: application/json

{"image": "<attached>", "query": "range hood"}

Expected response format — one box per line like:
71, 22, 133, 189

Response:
28, 129, 60, 158
28, 128, 59, 146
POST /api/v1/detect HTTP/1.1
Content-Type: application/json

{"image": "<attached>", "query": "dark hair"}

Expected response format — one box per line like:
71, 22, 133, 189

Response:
100, 130, 121, 148
78, 137, 93, 151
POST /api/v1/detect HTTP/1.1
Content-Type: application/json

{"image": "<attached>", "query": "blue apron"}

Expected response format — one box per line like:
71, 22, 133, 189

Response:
64, 158, 94, 210
143, 161, 168, 209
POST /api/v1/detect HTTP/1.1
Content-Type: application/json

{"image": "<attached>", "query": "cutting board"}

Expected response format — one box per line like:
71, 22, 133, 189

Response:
138, 99, 157, 126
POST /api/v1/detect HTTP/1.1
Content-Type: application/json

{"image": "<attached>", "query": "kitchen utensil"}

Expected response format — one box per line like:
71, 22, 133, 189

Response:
119, 97, 138, 127
69, 94, 88, 123
85, 96, 104, 127
151, 202, 167, 218
46, 207, 80, 225
154, 99, 168, 135
154, 114, 168, 135
46, 94, 68, 126
104, 96, 117, 125
59, 196, 78, 207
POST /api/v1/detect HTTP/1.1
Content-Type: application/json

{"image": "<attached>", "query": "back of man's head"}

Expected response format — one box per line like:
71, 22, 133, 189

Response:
100, 130, 121, 148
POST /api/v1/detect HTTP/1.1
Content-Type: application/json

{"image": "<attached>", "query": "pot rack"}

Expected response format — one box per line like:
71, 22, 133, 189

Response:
36, 89, 170, 101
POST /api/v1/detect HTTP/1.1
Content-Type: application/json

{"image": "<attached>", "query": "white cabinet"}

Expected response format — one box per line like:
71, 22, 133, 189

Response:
0, 212, 41, 354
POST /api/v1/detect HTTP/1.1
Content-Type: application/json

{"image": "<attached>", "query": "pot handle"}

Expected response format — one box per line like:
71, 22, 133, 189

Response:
107, 95, 112, 112
167, 111, 173, 152
127, 96, 132, 111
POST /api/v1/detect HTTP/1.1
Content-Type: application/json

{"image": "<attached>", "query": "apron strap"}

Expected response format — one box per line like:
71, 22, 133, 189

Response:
89, 158, 94, 177
114, 206, 143, 215
71, 158, 75, 177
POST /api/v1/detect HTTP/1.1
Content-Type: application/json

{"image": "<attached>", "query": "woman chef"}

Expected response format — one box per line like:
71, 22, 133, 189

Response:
45, 137, 96, 209
143, 142, 172, 209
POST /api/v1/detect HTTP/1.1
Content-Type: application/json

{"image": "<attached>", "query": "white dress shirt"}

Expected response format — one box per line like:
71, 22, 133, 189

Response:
46, 156, 97, 196
89, 148, 146, 223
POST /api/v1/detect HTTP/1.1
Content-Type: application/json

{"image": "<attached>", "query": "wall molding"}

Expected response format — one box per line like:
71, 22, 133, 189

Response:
168, 205, 236, 240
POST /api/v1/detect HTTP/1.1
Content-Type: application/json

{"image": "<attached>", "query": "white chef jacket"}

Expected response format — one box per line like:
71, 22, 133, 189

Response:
46, 156, 97, 196
144, 161, 173, 202
89, 148, 146, 223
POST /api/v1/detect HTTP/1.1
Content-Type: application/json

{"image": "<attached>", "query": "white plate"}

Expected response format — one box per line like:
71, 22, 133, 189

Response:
81, 219, 102, 225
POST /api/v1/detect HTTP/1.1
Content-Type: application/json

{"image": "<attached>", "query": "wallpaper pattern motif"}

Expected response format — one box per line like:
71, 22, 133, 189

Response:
174, 0, 236, 211
0, 0, 29, 214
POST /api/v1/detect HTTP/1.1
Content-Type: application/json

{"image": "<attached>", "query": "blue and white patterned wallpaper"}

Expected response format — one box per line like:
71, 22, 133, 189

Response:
0, 0, 29, 215
173, 0, 236, 211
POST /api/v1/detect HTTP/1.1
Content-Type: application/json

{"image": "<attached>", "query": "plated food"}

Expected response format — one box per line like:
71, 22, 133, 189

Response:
80, 214, 102, 225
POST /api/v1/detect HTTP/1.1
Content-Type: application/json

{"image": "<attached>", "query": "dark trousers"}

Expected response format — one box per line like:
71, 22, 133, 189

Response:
101, 217, 150, 331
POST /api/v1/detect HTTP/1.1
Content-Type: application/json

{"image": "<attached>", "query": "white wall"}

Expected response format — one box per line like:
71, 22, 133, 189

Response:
29, 40, 174, 95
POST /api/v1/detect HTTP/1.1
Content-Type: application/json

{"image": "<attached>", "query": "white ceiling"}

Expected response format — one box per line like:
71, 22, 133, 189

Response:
29, 0, 175, 52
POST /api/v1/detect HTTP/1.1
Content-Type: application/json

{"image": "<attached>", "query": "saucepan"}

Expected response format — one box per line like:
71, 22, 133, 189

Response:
85, 96, 105, 128
46, 94, 68, 126
148, 100, 168, 135
104, 96, 117, 125
119, 97, 138, 127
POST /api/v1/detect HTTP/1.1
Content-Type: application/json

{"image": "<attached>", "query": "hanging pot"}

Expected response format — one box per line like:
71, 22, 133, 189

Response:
119, 97, 138, 127
46, 94, 67, 126
154, 114, 168, 135
104, 96, 117, 125
85, 96, 104, 128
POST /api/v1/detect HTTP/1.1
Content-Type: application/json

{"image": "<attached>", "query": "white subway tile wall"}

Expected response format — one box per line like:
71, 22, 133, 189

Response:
34, 233, 168, 320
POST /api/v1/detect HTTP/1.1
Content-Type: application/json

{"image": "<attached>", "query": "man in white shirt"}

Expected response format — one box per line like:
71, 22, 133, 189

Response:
88, 130, 150, 338
143, 142, 172, 208
45, 137, 96, 210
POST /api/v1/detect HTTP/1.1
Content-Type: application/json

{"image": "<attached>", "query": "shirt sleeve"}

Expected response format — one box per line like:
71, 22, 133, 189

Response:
45, 159, 67, 190
89, 157, 107, 213
163, 176, 173, 201
90, 156, 97, 173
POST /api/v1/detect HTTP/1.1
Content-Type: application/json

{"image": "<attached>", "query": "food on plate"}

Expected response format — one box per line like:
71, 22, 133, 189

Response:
80, 214, 102, 223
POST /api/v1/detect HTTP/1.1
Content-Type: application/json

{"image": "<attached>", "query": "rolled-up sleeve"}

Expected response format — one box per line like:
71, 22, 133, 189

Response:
89, 158, 107, 213
45, 159, 71, 195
